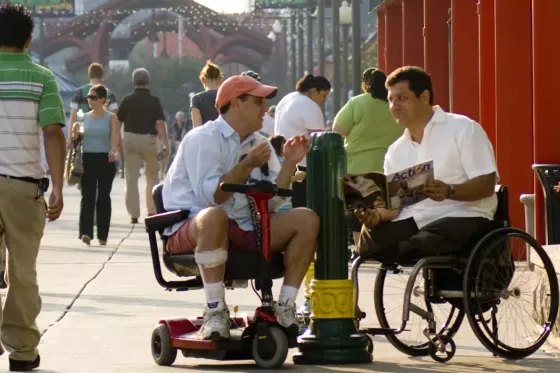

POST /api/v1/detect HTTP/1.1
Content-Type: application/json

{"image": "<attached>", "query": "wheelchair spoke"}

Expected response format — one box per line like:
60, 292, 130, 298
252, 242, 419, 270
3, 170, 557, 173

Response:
464, 229, 559, 359
374, 264, 464, 357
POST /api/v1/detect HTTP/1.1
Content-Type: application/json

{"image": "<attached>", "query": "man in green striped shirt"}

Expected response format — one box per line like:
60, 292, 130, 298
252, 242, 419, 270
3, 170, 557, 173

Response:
0, 4, 66, 372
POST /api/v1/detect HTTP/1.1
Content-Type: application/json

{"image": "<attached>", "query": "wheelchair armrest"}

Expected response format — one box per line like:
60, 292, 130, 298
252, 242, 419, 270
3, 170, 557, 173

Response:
145, 210, 190, 232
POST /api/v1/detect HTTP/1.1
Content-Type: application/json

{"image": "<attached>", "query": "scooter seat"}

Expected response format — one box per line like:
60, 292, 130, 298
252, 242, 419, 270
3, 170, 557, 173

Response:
151, 183, 286, 281
163, 251, 285, 280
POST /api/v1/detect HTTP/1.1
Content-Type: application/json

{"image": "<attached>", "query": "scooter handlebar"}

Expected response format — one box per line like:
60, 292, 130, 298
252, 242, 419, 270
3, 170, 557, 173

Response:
220, 183, 250, 194
220, 181, 293, 198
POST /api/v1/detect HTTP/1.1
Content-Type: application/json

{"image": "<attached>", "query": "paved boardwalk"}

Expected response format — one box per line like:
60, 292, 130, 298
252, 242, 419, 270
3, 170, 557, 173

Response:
0, 177, 558, 372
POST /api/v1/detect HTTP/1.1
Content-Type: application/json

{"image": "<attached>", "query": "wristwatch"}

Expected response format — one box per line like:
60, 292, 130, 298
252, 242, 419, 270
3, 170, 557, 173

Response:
447, 184, 456, 199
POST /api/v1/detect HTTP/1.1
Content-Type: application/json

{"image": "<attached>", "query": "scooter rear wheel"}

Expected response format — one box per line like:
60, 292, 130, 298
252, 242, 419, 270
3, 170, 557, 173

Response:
152, 324, 177, 366
252, 325, 289, 369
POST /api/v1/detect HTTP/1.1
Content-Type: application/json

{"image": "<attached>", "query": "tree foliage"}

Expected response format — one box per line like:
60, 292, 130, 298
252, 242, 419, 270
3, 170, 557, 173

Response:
104, 52, 206, 120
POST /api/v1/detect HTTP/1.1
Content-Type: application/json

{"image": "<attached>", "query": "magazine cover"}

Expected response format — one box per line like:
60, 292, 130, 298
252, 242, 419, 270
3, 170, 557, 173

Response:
341, 160, 434, 210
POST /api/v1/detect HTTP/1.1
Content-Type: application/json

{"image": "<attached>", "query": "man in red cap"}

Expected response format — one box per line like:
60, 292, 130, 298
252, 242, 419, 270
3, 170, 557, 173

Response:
162, 75, 318, 340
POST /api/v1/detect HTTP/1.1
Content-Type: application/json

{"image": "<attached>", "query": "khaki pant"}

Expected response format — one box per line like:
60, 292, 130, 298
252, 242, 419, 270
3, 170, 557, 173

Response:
123, 132, 159, 218
0, 176, 46, 361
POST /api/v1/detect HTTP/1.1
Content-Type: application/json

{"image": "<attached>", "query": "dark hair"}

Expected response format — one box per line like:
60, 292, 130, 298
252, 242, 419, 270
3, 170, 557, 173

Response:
200, 59, 223, 82
90, 84, 108, 104
241, 70, 261, 82
269, 135, 286, 157
362, 68, 388, 102
217, 93, 249, 115
386, 66, 434, 105
296, 74, 331, 93
0, 5, 34, 50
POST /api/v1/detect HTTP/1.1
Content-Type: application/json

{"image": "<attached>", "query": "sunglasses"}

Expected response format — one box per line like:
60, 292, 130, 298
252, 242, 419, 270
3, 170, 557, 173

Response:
87, 95, 100, 100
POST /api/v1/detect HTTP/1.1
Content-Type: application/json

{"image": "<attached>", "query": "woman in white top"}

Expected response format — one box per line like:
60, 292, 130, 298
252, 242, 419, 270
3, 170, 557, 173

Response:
274, 74, 331, 207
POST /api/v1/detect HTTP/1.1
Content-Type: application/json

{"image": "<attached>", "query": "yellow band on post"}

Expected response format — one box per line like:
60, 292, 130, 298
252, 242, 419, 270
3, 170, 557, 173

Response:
310, 279, 355, 319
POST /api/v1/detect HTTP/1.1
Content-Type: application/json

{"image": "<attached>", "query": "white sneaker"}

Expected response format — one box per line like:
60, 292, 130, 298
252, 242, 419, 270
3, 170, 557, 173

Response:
275, 299, 298, 329
199, 301, 231, 340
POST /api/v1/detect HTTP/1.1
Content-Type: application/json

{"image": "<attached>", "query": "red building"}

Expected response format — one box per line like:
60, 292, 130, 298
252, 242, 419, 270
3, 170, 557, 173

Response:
376, 0, 559, 245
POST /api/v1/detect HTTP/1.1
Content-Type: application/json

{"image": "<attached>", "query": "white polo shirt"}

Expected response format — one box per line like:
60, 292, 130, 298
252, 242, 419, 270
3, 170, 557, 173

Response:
384, 106, 499, 229
274, 91, 325, 167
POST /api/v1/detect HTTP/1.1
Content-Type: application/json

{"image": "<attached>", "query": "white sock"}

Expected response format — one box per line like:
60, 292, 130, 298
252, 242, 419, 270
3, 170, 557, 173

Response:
278, 285, 298, 305
204, 281, 225, 306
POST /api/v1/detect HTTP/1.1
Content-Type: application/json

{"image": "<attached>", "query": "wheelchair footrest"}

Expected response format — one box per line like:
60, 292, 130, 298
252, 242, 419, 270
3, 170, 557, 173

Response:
361, 327, 407, 335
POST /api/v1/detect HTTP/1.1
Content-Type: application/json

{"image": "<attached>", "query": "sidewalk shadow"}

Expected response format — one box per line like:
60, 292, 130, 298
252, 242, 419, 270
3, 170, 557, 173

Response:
167, 355, 559, 372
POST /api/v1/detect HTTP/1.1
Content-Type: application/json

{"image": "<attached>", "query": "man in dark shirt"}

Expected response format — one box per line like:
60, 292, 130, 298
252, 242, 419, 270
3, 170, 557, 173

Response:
117, 68, 169, 223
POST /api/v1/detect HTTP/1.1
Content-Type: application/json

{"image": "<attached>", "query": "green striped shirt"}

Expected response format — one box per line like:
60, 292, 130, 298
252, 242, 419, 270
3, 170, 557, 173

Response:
0, 52, 65, 178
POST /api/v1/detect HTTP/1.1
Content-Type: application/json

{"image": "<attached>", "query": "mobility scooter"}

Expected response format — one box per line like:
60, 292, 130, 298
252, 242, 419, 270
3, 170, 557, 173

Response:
145, 179, 297, 369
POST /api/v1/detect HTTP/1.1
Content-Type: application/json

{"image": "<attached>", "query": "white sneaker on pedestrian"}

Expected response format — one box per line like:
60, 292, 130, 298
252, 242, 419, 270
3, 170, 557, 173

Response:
199, 301, 231, 340
275, 299, 298, 329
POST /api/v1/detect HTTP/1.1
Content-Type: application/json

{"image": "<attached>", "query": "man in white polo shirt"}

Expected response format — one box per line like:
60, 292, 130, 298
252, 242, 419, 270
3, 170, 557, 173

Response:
355, 66, 498, 262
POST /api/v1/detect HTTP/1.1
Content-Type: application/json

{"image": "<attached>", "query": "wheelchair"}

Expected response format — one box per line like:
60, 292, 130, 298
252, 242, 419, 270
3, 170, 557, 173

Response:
351, 185, 559, 362
144, 180, 297, 369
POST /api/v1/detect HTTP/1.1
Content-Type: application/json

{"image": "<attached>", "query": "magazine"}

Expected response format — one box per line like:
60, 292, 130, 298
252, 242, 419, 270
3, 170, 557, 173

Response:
341, 160, 435, 210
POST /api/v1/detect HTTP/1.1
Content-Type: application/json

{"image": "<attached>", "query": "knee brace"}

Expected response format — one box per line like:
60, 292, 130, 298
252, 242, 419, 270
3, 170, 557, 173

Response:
194, 248, 228, 269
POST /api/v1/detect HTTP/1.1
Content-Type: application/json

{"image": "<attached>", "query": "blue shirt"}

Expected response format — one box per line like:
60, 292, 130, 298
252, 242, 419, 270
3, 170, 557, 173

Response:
162, 116, 286, 236
82, 111, 111, 153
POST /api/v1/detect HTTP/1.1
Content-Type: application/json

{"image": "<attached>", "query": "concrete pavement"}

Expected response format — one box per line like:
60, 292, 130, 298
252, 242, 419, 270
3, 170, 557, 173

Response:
0, 176, 558, 372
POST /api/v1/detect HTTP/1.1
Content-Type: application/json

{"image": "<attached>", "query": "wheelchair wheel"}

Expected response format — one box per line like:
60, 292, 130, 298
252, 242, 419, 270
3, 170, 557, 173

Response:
375, 264, 465, 356
464, 228, 559, 359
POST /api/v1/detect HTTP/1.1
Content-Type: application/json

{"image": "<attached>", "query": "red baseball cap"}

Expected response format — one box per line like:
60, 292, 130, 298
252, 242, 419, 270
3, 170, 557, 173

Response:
215, 75, 278, 110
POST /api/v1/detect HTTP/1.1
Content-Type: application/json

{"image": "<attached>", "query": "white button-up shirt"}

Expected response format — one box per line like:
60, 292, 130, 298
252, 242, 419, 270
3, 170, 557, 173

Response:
162, 116, 284, 236
385, 106, 499, 229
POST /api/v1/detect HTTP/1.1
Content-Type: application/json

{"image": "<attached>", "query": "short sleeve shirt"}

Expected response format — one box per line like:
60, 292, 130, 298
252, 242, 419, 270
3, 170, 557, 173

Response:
384, 106, 499, 229
117, 88, 165, 135
274, 92, 325, 167
190, 89, 219, 124
0, 52, 65, 178
334, 93, 403, 174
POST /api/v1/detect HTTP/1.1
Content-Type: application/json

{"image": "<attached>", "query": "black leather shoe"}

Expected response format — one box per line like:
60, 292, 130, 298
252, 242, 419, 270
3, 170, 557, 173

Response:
9, 355, 40, 371
131, 218, 138, 224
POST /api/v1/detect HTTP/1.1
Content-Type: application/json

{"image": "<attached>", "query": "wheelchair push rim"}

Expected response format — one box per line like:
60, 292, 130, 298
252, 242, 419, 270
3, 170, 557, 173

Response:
463, 228, 560, 360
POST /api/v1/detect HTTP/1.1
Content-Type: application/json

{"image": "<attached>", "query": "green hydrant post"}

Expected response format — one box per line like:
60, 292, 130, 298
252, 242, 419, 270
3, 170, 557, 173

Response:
293, 132, 373, 364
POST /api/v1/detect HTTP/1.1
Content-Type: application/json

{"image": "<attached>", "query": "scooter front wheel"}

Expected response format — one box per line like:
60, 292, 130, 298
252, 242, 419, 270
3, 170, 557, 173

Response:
252, 325, 289, 369
152, 324, 177, 366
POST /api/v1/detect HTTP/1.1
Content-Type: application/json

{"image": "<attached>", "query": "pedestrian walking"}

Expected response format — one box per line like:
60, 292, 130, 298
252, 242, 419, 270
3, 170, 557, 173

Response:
168, 111, 188, 168
117, 68, 169, 223
71, 84, 120, 245
190, 60, 222, 127
0, 5, 65, 371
